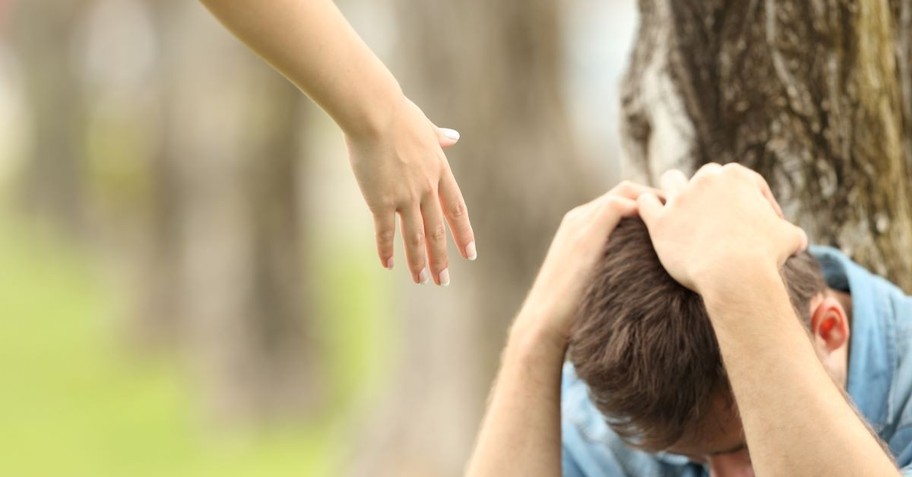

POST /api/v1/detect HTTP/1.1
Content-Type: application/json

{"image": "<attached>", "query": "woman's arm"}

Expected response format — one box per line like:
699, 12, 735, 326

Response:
201, 0, 476, 285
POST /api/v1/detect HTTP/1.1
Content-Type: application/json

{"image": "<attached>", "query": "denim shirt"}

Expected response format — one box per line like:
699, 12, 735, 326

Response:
562, 246, 912, 476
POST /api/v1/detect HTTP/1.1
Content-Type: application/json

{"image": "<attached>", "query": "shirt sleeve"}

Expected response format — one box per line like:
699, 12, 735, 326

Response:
562, 446, 587, 477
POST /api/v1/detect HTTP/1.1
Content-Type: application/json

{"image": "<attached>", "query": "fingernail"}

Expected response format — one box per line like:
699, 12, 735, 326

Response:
385, 257, 394, 270
439, 268, 450, 287
440, 128, 460, 141
465, 241, 477, 261
418, 267, 430, 285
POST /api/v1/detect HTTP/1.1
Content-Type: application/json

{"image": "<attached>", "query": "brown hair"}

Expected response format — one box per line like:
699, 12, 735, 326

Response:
567, 217, 826, 451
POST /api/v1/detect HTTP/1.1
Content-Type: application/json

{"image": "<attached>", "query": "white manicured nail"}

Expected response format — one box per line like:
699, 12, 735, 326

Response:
465, 241, 477, 261
439, 268, 450, 287
441, 128, 460, 141
418, 267, 430, 284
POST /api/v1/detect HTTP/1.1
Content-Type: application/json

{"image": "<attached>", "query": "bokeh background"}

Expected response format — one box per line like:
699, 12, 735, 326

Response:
0, 0, 637, 475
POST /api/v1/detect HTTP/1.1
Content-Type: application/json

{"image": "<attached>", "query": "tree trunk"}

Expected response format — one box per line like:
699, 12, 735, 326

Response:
346, 0, 598, 475
140, 1, 321, 425
621, 0, 912, 291
9, 0, 91, 235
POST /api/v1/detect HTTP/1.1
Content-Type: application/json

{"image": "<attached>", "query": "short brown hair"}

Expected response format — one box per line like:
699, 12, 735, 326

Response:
567, 217, 826, 451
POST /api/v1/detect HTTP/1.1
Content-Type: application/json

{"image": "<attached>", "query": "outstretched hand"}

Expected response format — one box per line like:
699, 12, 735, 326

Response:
345, 98, 475, 286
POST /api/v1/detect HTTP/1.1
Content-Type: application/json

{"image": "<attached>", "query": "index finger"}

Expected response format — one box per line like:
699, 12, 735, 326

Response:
605, 181, 666, 203
636, 192, 665, 229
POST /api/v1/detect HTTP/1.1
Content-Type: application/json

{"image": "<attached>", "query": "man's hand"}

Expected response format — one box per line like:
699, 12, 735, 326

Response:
636, 163, 807, 294
516, 181, 662, 343
640, 164, 898, 477
466, 180, 660, 477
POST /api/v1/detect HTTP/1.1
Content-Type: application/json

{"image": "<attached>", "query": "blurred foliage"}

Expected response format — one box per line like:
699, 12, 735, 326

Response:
0, 208, 391, 476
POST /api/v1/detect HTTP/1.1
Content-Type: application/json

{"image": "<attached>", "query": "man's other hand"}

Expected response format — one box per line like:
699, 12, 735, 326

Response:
516, 181, 662, 342
637, 163, 808, 295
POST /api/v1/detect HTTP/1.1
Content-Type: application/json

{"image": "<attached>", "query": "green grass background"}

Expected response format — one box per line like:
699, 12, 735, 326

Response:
0, 212, 391, 476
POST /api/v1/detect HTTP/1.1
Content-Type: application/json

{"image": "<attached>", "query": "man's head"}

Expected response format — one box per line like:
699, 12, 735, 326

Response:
568, 217, 850, 470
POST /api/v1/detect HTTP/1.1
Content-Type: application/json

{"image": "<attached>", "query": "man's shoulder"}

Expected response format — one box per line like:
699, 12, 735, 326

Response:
811, 246, 912, 467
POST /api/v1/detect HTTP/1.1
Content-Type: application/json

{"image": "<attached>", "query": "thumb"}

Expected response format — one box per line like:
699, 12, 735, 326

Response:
636, 192, 664, 229
437, 127, 460, 148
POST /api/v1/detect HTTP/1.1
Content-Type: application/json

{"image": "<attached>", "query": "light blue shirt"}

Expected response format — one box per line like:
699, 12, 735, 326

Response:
562, 246, 912, 476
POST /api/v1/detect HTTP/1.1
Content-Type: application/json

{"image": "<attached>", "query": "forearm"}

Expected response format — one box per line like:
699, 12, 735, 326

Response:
465, 308, 567, 477
200, 0, 404, 138
703, 268, 898, 476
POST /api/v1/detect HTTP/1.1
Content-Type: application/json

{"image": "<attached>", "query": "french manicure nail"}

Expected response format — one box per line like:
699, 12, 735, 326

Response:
441, 128, 460, 141
418, 267, 430, 284
385, 257, 394, 270
439, 268, 450, 287
466, 241, 477, 261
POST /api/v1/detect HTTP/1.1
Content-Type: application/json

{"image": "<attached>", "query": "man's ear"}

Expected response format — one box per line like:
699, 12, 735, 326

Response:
810, 295, 849, 354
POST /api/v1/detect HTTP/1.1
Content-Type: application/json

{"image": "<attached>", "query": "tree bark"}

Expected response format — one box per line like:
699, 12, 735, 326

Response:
621, 0, 912, 291
345, 0, 598, 475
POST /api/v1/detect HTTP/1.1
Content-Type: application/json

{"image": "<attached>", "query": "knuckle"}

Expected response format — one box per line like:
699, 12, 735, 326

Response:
605, 197, 626, 212
428, 223, 447, 243
615, 180, 635, 194
376, 228, 396, 245
447, 199, 468, 220
563, 207, 582, 223
722, 162, 746, 176
407, 230, 425, 248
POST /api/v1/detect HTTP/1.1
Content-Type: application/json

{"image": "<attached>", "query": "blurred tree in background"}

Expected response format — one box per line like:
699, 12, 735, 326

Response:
2, 0, 619, 474
11, 0, 322, 426
621, 0, 912, 291
13, 0, 910, 476
343, 0, 601, 475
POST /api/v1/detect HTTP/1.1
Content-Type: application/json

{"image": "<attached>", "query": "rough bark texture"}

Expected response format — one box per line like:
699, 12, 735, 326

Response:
621, 0, 912, 291
345, 0, 598, 475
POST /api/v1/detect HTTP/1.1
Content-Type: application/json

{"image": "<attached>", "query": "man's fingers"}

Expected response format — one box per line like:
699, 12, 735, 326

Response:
606, 181, 665, 202
693, 162, 723, 181
373, 211, 397, 270
437, 127, 460, 149
399, 207, 430, 284
791, 223, 809, 254
778, 222, 809, 262
749, 170, 785, 219
659, 169, 688, 197
439, 169, 476, 261
421, 196, 450, 286
636, 192, 664, 229
597, 196, 638, 224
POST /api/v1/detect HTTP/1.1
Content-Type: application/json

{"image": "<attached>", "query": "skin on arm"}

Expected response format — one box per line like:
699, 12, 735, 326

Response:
199, 0, 475, 285
465, 182, 661, 477
638, 163, 899, 476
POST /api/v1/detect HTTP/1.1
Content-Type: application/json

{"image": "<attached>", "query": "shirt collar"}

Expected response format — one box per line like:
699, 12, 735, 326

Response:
810, 245, 896, 431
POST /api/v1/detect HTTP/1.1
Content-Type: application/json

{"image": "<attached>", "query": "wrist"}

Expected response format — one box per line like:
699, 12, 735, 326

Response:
692, 255, 779, 297
339, 78, 406, 142
509, 305, 570, 358
700, 263, 785, 317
